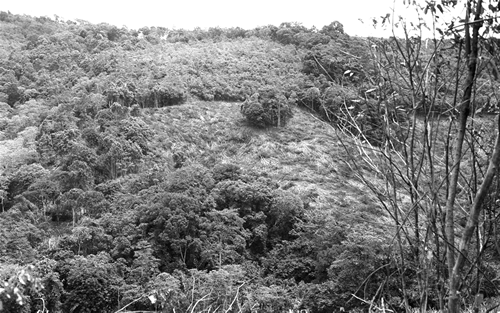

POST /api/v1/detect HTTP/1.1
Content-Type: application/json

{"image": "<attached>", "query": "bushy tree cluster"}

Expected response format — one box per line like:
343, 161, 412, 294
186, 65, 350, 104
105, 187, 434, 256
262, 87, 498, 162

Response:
240, 88, 295, 127
0, 155, 401, 312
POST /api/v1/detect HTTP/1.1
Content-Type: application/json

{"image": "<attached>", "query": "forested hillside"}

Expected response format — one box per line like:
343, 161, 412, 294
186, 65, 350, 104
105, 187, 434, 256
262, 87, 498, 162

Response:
2, 5, 500, 313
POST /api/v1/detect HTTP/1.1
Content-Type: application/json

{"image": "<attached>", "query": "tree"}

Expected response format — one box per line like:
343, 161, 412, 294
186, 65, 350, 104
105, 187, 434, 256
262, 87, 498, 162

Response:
240, 88, 294, 128
0, 209, 42, 263
56, 252, 121, 313
93, 106, 151, 180
57, 188, 84, 226
169, 265, 249, 313
127, 240, 160, 286
320, 21, 345, 37
5, 163, 48, 211
22, 176, 60, 221
200, 209, 250, 268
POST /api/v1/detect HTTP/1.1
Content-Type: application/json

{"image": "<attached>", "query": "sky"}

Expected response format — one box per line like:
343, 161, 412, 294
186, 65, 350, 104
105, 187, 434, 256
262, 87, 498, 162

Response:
2, 0, 431, 37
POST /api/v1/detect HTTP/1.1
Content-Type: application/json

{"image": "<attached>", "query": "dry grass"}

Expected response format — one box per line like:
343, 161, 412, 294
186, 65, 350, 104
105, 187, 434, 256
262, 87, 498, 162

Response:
143, 100, 386, 221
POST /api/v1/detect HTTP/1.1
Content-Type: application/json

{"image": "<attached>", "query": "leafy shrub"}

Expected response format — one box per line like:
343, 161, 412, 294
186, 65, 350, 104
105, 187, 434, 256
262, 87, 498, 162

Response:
297, 83, 408, 146
0, 210, 43, 263
240, 95, 267, 127
143, 81, 187, 107
166, 164, 215, 193
262, 241, 316, 283
212, 163, 242, 182
240, 89, 294, 127
243, 284, 294, 313
273, 22, 308, 46
0, 260, 64, 313
211, 177, 303, 254
6, 163, 48, 204
31, 258, 64, 313
267, 190, 304, 241
57, 252, 121, 313
0, 265, 40, 312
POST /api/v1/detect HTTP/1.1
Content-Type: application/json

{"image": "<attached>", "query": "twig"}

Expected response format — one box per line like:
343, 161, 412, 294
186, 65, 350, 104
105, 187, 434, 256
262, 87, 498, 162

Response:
448, 16, 499, 31
351, 294, 394, 312
190, 292, 211, 313
351, 294, 376, 306
186, 276, 196, 313
339, 49, 362, 59
486, 302, 500, 313
114, 311, 157, 313
348, 264, 391, 303
312, 55, 336, 83
36, 297, 48, 313
224, 281, 246, 313
114, 295, 146, 313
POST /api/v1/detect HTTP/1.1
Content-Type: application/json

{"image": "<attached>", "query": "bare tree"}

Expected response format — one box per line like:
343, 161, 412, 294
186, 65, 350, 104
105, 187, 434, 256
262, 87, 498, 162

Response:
335, 1, 500, 312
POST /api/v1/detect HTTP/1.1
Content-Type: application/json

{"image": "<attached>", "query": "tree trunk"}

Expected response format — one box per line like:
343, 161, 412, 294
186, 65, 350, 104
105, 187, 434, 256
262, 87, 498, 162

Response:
449, 115, 500, 312
448, 2, 484, 312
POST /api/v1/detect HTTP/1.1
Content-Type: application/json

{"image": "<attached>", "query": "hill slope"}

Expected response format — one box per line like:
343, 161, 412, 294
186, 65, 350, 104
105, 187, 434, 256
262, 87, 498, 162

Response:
0, 11, 396, 313
141, 100, 382, 214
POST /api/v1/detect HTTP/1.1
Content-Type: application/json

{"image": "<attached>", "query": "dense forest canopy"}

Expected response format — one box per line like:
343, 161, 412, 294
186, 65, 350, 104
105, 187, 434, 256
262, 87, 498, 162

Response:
2, 2, 500, 312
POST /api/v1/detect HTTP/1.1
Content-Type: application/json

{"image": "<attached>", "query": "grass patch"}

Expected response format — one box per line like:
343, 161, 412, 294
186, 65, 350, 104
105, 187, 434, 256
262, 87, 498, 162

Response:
142, 100, 382, 221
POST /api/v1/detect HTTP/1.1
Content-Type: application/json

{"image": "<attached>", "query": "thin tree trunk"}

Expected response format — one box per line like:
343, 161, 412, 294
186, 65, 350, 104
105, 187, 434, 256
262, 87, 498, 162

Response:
450, 115, 500, 312
447, 1, 482, 311
278, 102, 281, 127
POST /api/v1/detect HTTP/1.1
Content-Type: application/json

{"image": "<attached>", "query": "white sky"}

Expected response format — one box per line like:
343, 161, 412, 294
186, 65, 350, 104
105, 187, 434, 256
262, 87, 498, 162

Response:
3, 0, 426, 37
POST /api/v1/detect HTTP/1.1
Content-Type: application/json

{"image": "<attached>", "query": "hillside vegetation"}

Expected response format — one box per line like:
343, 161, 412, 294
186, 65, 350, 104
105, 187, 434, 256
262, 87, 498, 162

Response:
1, 8, 500, 313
